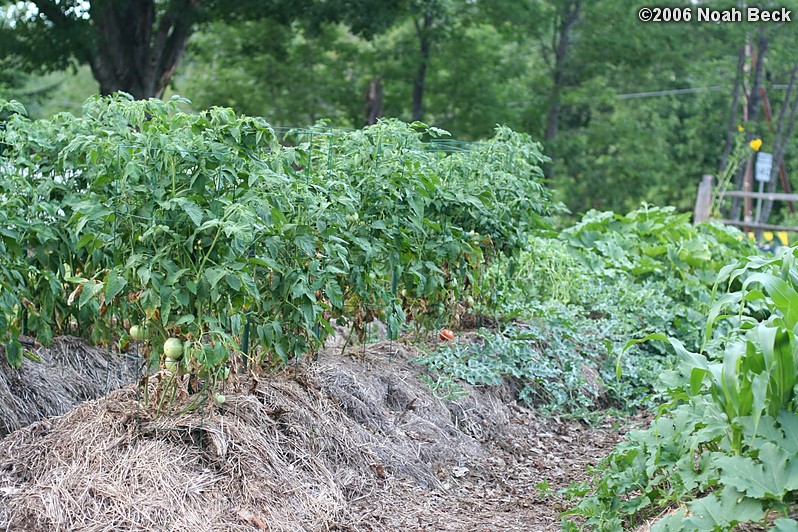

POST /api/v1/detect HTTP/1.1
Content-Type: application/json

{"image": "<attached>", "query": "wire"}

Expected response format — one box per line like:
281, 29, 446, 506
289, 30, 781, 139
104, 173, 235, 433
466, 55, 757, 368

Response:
616, 84, 794, 100
616, 86, 724, 99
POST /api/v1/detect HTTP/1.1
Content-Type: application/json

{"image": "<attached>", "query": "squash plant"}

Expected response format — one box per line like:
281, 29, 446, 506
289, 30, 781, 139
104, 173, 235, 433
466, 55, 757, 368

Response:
567, 247, 798, 530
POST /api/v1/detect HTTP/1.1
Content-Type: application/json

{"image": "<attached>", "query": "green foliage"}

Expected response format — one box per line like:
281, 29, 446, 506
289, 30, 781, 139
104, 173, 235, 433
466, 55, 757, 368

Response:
182, 3, 531, 139
417, 321, 605, 415
563, 205, 756, 374
181, 21, 366, 126
562, 205, 755, 302
0, 95, 552, 389
418, 372, 468, 401
8, 0, 798, 219
417, 206, 756, 414
565, 246, 798, 530
419, 281, 682, 415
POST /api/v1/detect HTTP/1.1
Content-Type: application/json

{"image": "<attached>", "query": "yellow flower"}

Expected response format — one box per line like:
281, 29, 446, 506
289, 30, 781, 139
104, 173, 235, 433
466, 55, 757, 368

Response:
737, 124, 745, 133
750, 138, 763, 152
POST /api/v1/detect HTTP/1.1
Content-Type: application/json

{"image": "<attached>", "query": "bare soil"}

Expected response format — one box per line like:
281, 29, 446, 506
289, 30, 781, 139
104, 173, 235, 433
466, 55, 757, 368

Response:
0, 337, 632, 531
349, 408, 628, 531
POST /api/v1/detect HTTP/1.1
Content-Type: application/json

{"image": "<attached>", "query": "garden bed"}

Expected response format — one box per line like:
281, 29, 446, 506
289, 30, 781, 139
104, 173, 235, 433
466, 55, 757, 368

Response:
0, 337, 629, 531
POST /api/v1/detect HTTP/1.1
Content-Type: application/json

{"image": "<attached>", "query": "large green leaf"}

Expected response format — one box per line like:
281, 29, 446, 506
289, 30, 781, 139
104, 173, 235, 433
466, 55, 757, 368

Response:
772, 518, 798, 532
78, 282, 104, 309
324, 281, 343, 308
716, 443, 798, 500
743, 272, 798, 329
5, 338, 22, 368
777, 411, 798, 454
684, 487, 764, 530
203, 267, 227, 290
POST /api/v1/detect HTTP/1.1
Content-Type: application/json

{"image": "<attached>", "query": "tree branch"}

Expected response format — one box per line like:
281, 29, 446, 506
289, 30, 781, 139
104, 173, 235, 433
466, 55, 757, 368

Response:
155, 0, 201, 95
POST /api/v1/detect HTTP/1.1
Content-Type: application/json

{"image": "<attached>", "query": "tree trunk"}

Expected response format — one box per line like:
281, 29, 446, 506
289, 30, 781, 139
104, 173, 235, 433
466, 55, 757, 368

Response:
543, 0, 581, 179
412, 11, 433, 122
365, 76, 384, 125
85, 0, 198, 99
746, 31, 769, 126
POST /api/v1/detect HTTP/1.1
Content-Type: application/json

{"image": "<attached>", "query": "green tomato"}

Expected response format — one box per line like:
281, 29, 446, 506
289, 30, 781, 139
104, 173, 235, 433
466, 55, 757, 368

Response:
165, 358, 179, 373
214, 393, 226, 405
129, 325, 147, 341
164, 337, 184, 359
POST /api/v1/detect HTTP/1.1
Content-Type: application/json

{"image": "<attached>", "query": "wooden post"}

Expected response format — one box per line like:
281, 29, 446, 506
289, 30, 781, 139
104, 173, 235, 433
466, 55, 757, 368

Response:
694, 174, 713, 224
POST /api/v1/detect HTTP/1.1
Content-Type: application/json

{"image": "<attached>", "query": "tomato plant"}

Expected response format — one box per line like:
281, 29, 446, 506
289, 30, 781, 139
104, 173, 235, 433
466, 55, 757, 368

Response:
0, 95, 553, 407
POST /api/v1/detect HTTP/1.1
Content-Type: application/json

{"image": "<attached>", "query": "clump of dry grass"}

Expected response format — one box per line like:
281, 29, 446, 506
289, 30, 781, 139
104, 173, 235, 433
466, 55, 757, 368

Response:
0, 384, 367, 531
0, 339, 531, 531
0, 336, 137, 437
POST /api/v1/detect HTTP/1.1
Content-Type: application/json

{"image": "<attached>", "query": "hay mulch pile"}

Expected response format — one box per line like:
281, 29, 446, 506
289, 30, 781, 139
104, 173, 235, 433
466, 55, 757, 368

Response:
0, 336, 137, 437
0, 338, 629, 531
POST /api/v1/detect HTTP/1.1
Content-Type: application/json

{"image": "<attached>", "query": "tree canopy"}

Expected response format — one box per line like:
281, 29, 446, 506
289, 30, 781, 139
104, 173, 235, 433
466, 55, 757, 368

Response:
0, 0, 403, 98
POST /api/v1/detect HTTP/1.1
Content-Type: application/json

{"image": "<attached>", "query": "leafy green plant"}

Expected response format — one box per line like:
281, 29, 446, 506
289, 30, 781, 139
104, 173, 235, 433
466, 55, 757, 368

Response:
416, 317, 607, 415
565, 246, 798, 531
561, 205, 755, 309
0, 95, 554, 407
439, 206, 755, 414
418, 373, 468, 401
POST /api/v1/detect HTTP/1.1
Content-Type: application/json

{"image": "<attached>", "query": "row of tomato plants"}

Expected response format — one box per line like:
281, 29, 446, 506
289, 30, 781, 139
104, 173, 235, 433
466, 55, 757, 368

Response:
0, 95, 553, 397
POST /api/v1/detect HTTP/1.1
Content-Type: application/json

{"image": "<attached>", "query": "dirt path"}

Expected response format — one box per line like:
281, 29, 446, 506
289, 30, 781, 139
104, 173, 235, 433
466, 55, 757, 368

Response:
352, 407, 632, 531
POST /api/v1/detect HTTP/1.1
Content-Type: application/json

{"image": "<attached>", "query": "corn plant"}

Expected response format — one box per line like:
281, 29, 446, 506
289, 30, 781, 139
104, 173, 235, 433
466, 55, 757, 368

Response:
567, 247, 798, 530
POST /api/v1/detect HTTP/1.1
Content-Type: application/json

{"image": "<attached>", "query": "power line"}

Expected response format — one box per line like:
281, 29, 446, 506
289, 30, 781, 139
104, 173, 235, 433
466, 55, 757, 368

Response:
509, 84, 792, 108
616, 84, 794, 100
616, 86, 723, 99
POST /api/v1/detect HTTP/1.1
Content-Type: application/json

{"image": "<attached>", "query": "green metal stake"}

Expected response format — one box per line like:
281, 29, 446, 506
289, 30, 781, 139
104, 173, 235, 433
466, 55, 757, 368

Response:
241, 313, 251, 369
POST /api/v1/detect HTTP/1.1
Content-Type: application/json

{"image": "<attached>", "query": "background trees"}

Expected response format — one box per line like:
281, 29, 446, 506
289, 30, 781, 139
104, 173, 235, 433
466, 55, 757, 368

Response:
3, 0, 798, 221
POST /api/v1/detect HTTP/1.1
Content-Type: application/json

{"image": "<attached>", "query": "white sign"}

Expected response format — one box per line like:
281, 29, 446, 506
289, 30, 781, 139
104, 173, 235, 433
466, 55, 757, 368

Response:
756, 152, 773, 183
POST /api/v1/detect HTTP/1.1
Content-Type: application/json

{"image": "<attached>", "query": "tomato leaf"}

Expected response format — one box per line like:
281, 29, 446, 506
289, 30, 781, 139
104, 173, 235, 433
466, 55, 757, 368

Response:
104, 269, 127, 302
324, 281, 343, 308
203, 267, 227, 289
78, 282, 103, 309
5, 338, 22, 368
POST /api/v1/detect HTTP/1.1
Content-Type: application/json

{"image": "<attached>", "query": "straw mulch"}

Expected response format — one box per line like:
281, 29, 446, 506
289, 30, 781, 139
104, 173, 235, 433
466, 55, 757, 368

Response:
0, 336, 137, 437
0, 338, 627, 531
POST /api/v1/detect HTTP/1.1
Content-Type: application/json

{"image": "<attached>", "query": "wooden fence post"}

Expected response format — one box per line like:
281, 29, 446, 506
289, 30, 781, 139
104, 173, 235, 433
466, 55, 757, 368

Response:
694, 174, 714, 224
